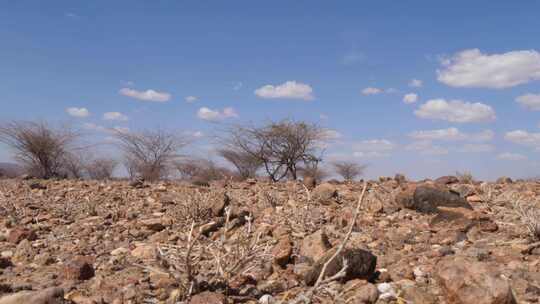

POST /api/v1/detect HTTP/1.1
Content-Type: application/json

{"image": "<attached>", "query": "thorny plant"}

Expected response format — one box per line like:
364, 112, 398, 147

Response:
154, 195, 272, 302
513, 200, 540, 241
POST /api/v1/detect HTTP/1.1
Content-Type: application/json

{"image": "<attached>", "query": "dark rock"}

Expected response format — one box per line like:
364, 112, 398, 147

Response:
435, 175, 459, 185
303, 248, 377, 286
397, 185, 473, 214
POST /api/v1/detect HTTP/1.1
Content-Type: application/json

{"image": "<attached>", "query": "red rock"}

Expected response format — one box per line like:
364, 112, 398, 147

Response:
189, 291, 228, 304
271, 235, 293, 267
7, 228, 37, 244
436, 257, 517, 304
62, 256, 95, 281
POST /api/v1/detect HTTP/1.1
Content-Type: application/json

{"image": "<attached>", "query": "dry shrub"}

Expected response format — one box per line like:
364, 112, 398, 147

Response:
0, 121, 79, 178
456, 171, 475, 184
85, 158, 118, 180
175, 159, 235, 183
513, 201, 540, 241
114, 129, 188, 181
332, 161, 366, 181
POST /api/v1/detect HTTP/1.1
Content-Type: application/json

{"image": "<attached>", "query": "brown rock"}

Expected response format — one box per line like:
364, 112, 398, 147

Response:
131, 243, 157, 260
401, 285, 437, 304
189, 291, 228, 304
0, 287, 64, 304
436, 257, 517, 304
304, 248, 377, 286
62, 256, 95, 281
7, 228, 37, 244
348, 283, 379, 303
271, 236, 293, 267
299, 229, 331, 262
312, 183, 338, 202
140, 218, 166, 232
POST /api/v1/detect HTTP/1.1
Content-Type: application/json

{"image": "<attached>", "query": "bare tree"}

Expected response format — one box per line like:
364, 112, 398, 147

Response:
86, 158, 117, 180
0, 121, 78, 179
223, 120, 326, 181
114, 129, 188, 181
332, 161, 366, 181
217, 148, 262, 179
62, 152, 88, 179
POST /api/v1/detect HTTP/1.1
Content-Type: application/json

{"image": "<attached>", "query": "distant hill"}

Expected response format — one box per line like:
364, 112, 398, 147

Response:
0, 162, 23, 177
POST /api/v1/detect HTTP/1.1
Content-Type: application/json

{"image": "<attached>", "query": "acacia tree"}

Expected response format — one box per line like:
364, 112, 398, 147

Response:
0, 121, 79, 178
223, 120, 326, 181
332, 161, 366, 181
114, 129, 188, 181
217, 148, 262, 179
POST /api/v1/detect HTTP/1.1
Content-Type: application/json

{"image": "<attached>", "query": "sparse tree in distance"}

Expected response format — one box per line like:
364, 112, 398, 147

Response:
223, 119, 326, 181
332, 161, 366, 181
175, 158, 234, 182
217, 148, 262, 179
86, 158, 117, 180
0, 121, 78, 179
114, 129, 188, 181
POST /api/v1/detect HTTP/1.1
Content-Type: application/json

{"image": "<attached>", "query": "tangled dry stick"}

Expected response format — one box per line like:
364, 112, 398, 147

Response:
289, 181, 368, 304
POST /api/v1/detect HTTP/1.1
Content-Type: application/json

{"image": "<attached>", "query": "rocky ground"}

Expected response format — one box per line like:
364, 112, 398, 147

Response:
0, 176, 539, 304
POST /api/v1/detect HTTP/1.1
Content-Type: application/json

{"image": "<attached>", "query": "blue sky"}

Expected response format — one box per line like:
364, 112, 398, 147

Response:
1, 1, 540, 180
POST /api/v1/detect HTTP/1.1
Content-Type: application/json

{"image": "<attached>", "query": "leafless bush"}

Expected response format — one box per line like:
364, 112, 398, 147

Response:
299, 163, 329, 181
85, 158, 117, 180
222, 119, 326, 181
217, 148, 262, 179
332, 161, 366, 181
176, 158, 234, 183
456, 171, 475, 184
62, 152, 88, 179
513, 201, 540, 241
0, 121, 79, 178
114, 129, 188, 181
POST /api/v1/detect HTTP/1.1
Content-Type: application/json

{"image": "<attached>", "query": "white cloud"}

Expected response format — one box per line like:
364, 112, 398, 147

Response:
319, 114, 328, 120
516, 94, 540, 111
353, 139, 395, 152
504, 130, 540, 147
497, 152, 527, 161
361, 87, 382, 95
437, 49, 540, 89
66, 107, 90, 118
322, 129, 342, 140
414, 99, 496, 123
353, 151, 388, 158
408, 128, 494, 142
83, 123, 129, 134
185, 96, 198, 103
119, 88, 171, 102
457, 144, 495, 153
197, 107, 238, 121
406, 140, 448, 155
103, 112, 128, 121
255, 81, 314, 100
403, 93, 418, 104
409, 79, 423, 87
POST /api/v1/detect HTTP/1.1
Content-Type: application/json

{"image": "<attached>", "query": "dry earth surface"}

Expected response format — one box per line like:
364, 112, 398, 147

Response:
0, 176, 539, 303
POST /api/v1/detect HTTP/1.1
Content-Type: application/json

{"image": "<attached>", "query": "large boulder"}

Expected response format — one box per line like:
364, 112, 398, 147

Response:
435, 175, 459, 185
396, 184, 472, 214
0, 288, 64, 304
303, 248, 377, 286
436, 257, 516, 304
